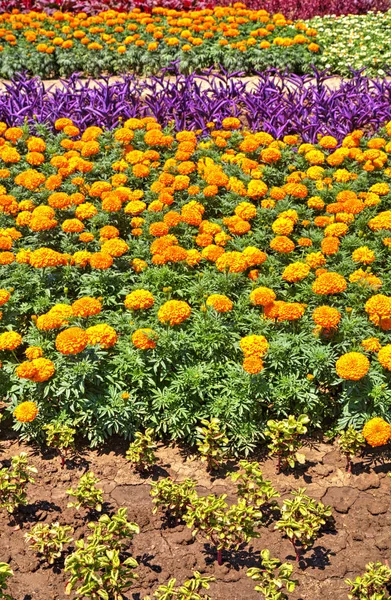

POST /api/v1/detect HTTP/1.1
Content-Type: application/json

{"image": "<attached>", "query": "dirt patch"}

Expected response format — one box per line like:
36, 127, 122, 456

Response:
0, 437, 390, 600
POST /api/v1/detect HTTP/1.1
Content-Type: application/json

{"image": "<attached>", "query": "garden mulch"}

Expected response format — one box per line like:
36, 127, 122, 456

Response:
0, 435, 390, 600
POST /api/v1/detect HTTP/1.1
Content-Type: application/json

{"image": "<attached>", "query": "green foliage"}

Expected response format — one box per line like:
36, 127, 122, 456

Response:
265, 415, 310, 473
144, 571, 215, 600
150, 478, 197, 521
43, 420, 76, 468
25, 521, 73, 565
337, 426, 366, 472
0, 563, 13, 600
67, 472, 103, 513
65, 508, 139, 600
231, 461, 280, 512
184, 494, 263, 563
196, 418, 229, 472
87, 508, 140, 551
0, 453, 37, 514
275, 488, 332, 561
346, 562, 391, 599
126, 428, 158, 472
247, 549, 298, 600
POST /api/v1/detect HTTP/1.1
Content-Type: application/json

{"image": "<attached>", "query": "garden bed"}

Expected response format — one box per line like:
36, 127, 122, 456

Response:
0, 436, 390, 599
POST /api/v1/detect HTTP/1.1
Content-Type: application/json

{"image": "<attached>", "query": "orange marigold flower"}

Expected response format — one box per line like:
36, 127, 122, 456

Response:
242, 247, 267, 267
242, 355, 264, 374
55, 327, 88, 355
101, 238, 129, 257
0, 289, 10, 306
62, 219, 85, 233
282, 262, 310, 282
16, 358, 55, 382
352, 246, 375, 264
124, 289, 154, 310
186, 249, 202, 266
89, 252, 113, 270
272, 217, 294, 236
312, 306, 341, 329
100, 225, 120, 240
270, 236, 295, 254
276, 301, 306, 321
234, 202, 257, 221
132, 328, 158, 350
13, 401, 38, 423
362, 417, 391, 447
72, 297, 102, 318
0, 330, 22, 350
158, 300, 191, 326
0, 252, 15, 265
240, 334, 268, 357
29, 247, 67, 268
215, 251, 248, 273
312, 272, 347, 295
250, 286, 276, 306
361, 337, 382, 353
206, 294, 233, 313
336, 352, 370, 380
86, 324, 117, 348
378, 345, 391, 371
222, 117, 241, 130
25, 346, 43, 360
132, 258, 148, 273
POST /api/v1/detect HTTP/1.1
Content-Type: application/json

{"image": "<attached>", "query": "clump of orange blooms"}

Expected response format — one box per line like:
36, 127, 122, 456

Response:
362, 417, 391, 447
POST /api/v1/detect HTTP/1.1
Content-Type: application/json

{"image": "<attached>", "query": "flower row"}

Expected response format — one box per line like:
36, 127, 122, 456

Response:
0, 117, 391, 448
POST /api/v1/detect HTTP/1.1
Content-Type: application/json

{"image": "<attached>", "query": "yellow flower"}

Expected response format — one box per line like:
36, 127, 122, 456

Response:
362, 417, 391, 447
14, 401, 38, 423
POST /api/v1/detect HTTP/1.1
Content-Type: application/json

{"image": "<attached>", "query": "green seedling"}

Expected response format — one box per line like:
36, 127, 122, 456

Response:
25, 522, 73, 565
265, 415, 310, 473
43, 421, 76, 469
247, 549, 298, 599
196, 418, 229, 472
150, 478, 197, 522
126, 429, 158, 473
67, 472, 103, 513
275, 488, 332, 562
346, 562, 391, 599
337, 426, 365, 473
0, 453, 37, 515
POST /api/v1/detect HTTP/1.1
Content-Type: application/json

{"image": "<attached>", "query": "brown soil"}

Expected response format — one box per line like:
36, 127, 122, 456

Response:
0, 436, 390, 600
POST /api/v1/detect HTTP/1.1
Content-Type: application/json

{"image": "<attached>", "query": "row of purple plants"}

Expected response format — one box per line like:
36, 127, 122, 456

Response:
1, 69, 391, 142
1, 0, 390, 19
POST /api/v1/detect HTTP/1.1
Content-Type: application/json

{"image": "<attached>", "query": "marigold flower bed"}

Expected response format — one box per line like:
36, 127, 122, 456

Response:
0, 5, 320, 79
0, 116, 391, 449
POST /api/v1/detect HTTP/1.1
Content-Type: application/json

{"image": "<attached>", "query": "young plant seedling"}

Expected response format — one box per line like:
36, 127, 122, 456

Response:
25, 522, 73, 565
87, 508, 140, 551
144, 571, 215, 600
264, 414, 310, 473
64, 541, 138, 599
184, 494, 263, 566
126, 428, 158, 473
0, 563, 13, 600
275, 488, 332, 562
196, 418, 229, 472
43, 421, 76, 469
231, 461, 280, 517
346, 562, 391, 599
337, 426, 365, 473
150, 478, 198, 523
67, 472, 103, 513
65, 509, 139, 599
247, 549, 298, 600
0, 453, 37, 515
